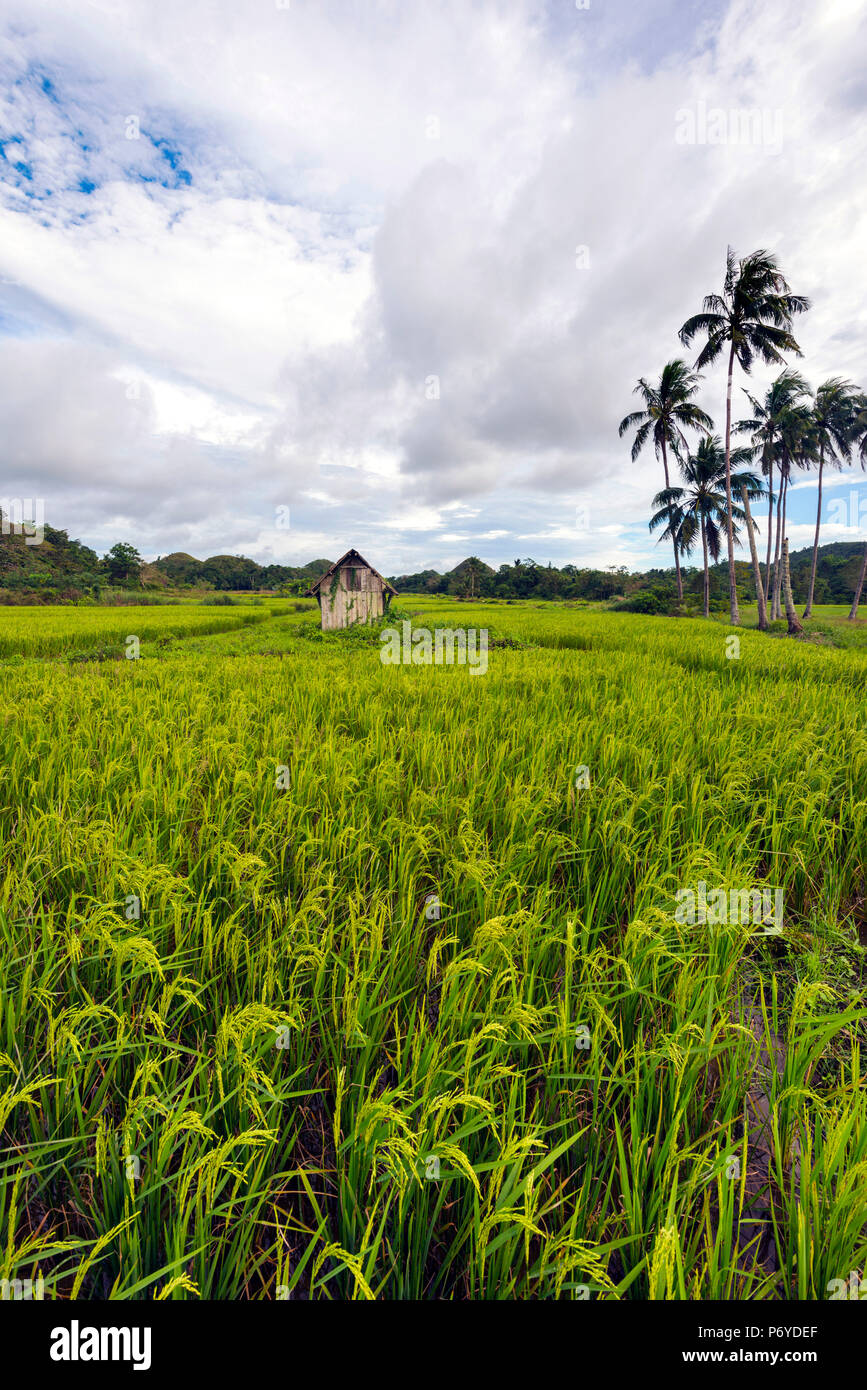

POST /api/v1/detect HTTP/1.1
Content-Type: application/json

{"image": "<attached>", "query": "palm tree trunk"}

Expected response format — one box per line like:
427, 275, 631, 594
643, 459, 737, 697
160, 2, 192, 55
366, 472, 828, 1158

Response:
661, 437, 683, 602
701, 514, 709, 618
723, 341, 739, 625
770, 472, 784, 619
763, 456, 774, 605
848, 541, 867, 620
740, 484, 768, 631
780, 476, 789, 610
803, 439, 824, 619
772, 473, 788, 620
782, 538, 803, 635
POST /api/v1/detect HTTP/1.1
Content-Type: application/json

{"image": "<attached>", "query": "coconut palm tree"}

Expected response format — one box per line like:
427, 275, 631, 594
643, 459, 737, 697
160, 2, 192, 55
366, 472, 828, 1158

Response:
734, 369, 810, 607
739, 477, 769, 632
679, 248, 810, 625
847, 401, 867, 620
803, 379, 861, 617
618, 360, 713, 602
781, 539, 804, 636
769, 403, 817, 619
649, 435, 762, 619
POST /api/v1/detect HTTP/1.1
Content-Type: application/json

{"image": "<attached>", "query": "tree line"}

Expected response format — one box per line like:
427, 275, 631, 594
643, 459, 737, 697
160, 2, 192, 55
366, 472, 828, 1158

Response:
388, 546, 863, 610
3, 513, 861, 612
0, 526, 331, 600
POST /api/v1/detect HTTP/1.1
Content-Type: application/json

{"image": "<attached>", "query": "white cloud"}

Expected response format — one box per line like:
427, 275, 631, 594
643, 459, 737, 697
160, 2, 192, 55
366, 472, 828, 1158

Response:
0, 0, 865, 568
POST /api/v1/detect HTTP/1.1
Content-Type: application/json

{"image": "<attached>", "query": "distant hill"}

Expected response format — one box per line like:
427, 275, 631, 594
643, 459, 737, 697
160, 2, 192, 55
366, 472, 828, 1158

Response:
2, 505, 865, 608
150, 552, 333, 591
0, 511, 334, 600
0, 520, 103, 598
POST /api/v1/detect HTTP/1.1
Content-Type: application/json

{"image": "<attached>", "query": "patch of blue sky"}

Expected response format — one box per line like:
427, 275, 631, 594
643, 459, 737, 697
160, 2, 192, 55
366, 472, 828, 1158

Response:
0, 139, 34, 185
4, 57, 198, 199
151, 136, 193, 186
0, 306, 57, 339
0, 278, 88, 338
539, 0, 718, 86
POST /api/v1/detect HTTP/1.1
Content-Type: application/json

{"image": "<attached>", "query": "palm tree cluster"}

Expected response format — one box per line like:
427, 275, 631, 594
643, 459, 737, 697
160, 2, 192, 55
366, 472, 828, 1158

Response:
620, 247, 867, 630
649, 435, 762, 620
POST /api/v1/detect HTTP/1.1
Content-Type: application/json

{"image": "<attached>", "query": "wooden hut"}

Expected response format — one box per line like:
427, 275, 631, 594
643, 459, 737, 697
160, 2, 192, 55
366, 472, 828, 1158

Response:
306, 548, 398, 630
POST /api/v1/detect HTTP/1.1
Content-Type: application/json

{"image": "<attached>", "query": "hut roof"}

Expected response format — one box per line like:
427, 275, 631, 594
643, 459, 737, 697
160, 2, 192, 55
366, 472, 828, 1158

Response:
305, 548, 398, 598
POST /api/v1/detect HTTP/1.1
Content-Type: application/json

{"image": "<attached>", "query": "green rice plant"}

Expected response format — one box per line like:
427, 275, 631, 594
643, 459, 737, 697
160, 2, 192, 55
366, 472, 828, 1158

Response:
0, 603, 273, 658
0, 602, 864, 1298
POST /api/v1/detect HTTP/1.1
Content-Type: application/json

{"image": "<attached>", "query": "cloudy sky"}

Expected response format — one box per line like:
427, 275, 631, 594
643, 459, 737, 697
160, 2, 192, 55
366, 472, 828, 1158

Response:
1, 0, 865, 576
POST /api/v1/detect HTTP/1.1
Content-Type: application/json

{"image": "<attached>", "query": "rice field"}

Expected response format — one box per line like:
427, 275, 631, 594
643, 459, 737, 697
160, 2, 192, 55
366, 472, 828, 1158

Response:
0, 602, 276, 659
1, 601, 865, 1300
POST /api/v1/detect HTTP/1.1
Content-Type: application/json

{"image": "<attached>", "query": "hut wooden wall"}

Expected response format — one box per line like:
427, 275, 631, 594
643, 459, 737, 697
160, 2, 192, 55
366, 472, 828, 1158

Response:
320, 563, 386, 630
